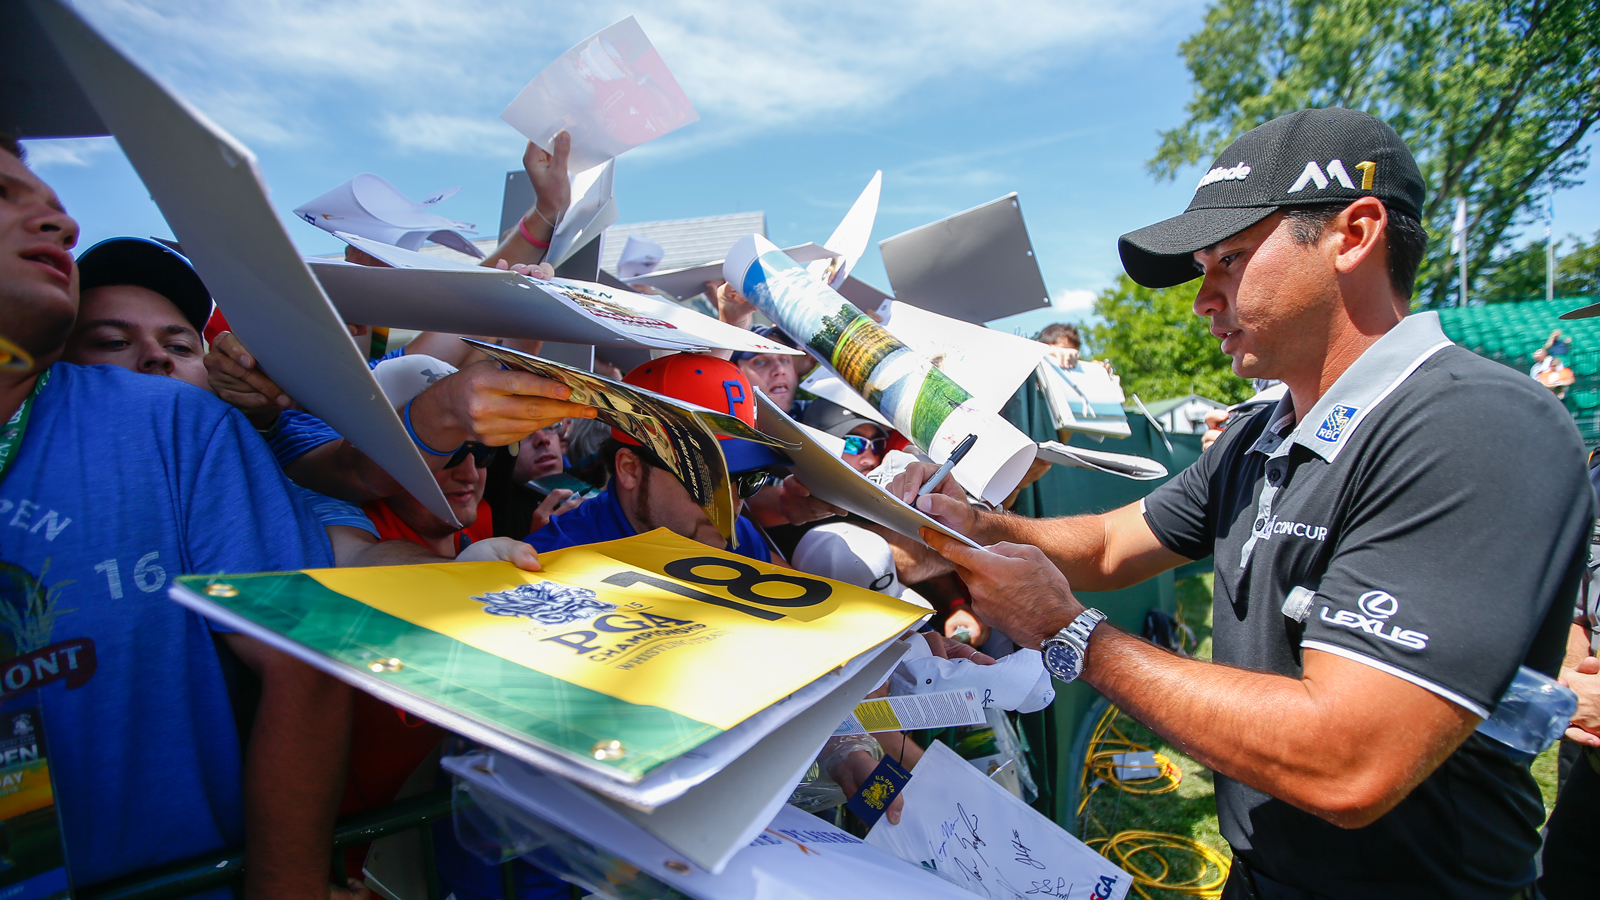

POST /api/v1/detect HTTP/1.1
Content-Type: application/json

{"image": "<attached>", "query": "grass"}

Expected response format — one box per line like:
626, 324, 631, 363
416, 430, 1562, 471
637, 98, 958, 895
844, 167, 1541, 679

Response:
1083, 573, 1563, 899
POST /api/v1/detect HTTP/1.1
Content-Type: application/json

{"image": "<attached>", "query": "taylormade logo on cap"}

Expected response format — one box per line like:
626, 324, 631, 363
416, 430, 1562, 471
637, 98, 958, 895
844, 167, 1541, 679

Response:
1195, 163, 1252, 192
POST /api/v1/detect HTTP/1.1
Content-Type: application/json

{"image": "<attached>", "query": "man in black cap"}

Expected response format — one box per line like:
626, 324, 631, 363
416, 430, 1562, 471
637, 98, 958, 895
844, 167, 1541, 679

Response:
62, 237, 212, 389
898, 108, 1591, 899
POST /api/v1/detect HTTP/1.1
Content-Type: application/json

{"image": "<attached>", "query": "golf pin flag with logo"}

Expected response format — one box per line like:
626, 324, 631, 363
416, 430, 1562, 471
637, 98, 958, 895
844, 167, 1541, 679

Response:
170, 529, 926, 780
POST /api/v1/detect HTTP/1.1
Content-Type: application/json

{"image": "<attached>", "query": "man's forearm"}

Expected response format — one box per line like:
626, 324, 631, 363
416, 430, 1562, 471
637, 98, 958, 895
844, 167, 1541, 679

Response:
285, 439, 405, 504
1080, 626, 1471, 828
242, 654, 352, 900
970, 503, 1181, 592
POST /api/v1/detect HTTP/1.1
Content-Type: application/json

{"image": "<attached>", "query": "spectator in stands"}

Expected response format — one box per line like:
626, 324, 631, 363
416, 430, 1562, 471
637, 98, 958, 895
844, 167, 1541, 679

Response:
0, 134, 355, 899
1531, 330, 1576, 398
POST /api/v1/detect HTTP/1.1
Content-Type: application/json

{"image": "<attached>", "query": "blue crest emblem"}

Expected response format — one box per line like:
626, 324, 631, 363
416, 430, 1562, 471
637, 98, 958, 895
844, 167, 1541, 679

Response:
473, 582, 614, 625
1314, 404, 1359, 443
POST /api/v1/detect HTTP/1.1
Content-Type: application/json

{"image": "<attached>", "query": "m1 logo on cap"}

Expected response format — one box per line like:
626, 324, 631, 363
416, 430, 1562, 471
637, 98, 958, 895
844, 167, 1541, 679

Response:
1288, 160, 1378, 193
1315, 404, 1359, 442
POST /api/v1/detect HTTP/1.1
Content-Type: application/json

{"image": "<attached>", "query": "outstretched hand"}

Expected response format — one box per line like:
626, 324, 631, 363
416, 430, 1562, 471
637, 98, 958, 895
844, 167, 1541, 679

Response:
888, 461, 980, 536
1560, 654, 1600, 747
408, 359, 597, 451
455, 537, 543, 572
529, 488, 585, 535
523, 132, 572, 226
204, 331, 297, 430
920, 530, 1082, 650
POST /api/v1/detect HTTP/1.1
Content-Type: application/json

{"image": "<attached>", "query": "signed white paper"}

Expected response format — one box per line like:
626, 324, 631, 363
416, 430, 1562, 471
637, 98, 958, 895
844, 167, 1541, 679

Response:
500, 17, 699, 174
868, 741, 1131, 900
1035, 442, 1167, 481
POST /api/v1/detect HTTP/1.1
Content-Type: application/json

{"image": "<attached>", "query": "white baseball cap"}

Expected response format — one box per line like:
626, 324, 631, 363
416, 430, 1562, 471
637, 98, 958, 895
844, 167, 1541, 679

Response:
791, 523, 931, 610
373, 354, 458, 408
294, 174, 484, 259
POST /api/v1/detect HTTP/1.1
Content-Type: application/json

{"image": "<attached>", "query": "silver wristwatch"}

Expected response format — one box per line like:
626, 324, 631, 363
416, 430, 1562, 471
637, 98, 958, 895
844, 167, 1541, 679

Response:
1041, 608, 1107, 683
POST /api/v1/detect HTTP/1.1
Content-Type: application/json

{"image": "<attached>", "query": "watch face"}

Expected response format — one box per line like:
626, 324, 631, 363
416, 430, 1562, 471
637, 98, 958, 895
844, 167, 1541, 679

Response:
1044, 642, 1082, 682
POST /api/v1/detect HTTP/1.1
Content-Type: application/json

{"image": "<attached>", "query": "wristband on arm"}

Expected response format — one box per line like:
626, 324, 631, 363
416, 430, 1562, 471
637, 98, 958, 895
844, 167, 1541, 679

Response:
517, 216, 551, 249
402, 397, 464, 457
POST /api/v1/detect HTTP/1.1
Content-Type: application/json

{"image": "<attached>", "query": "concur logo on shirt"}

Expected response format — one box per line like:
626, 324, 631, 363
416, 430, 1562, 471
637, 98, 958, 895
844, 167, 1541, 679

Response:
1315, 404, 1359, 443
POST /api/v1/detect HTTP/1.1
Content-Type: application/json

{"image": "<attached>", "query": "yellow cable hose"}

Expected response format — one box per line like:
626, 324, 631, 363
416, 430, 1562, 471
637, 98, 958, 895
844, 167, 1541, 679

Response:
1078, 705, 1230, 899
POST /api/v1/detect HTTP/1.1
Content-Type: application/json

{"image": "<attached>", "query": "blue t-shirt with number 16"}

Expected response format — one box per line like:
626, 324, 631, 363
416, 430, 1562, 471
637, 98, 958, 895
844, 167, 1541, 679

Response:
0, 363, 332, 892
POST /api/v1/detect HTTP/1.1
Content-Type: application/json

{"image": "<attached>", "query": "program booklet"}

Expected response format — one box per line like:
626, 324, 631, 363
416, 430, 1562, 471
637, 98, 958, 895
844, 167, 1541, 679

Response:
0, 707, 70, 900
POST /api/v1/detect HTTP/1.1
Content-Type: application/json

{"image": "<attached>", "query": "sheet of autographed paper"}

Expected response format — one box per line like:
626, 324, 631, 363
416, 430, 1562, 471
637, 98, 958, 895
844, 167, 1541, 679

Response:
867, 741, 1131, 900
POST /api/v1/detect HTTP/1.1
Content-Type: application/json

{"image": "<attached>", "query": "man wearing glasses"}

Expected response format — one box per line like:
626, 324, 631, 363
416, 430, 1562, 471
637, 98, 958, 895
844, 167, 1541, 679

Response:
529, 353, 789, 563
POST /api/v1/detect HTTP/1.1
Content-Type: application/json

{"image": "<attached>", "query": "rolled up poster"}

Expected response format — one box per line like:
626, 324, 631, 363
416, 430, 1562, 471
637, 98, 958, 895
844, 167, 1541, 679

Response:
724, 235, 1035, 505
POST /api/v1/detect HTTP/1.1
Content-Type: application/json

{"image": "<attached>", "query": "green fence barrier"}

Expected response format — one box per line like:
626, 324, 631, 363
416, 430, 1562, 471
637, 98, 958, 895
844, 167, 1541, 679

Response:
1002, 384, 1192, 828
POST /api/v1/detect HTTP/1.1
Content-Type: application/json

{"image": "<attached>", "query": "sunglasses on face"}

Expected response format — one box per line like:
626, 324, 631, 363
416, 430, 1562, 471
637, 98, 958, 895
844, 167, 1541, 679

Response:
730, 468, 784, 500
445, 442, 499, 470
842, 435, 887, 457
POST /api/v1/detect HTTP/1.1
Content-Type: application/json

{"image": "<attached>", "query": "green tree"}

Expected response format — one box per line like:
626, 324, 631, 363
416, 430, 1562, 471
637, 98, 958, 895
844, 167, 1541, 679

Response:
1474, 229, 1600, 302
1083, 275, 1254, 404
1149, 0, 1600, 310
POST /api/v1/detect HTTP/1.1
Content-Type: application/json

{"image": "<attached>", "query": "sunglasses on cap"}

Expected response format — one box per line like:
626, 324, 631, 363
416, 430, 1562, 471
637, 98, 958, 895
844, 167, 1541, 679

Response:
445, 442, 499, 470
842, 435, 887, 457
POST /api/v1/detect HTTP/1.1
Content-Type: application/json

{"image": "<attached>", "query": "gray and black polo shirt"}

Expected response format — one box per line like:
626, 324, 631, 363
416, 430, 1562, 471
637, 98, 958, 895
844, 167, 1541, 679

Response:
1144, 312, 1594, 900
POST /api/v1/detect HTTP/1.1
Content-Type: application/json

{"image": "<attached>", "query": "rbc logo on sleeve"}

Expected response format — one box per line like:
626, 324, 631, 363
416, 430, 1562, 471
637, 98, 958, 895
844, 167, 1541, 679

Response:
1315, 405, 1359, 443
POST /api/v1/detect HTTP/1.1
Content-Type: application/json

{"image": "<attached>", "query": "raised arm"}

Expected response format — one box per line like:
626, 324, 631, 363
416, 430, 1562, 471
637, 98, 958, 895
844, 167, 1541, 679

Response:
483, 134, 571, 269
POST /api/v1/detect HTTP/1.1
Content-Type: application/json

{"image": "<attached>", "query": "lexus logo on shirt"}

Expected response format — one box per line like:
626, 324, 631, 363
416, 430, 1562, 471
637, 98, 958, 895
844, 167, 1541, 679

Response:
1320, 590, 1429, 651
1357, 590, 1399, 619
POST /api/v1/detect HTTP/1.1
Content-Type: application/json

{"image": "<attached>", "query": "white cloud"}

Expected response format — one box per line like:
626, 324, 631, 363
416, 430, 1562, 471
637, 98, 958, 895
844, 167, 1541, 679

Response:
17, 136, 120, 168
68, 0, 1194, 158
1051, 288, 1098, 317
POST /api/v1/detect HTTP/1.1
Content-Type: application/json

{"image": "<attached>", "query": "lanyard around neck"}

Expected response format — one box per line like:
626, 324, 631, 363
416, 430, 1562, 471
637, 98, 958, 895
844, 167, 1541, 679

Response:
0, 370, 49, 484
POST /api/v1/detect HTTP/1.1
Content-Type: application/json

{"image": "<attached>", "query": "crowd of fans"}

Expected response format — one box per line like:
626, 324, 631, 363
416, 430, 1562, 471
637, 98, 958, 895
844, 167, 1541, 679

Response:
0, 129, 1018, 900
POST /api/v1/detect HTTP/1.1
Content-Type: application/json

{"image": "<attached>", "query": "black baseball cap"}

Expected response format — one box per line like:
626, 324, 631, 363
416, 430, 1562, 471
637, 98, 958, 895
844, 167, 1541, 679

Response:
1118, 108, 1426, 289
76, 237, 213, 333
730, 324, 799, 363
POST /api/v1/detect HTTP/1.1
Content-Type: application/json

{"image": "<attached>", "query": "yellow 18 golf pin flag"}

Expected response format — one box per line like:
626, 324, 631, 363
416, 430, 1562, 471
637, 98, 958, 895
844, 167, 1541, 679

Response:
170, 529, 926, 785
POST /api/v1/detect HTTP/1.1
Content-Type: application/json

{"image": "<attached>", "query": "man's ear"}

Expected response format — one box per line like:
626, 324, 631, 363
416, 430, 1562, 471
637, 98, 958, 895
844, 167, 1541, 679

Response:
1332, 196, 1387, 275
614, 447, 643, 491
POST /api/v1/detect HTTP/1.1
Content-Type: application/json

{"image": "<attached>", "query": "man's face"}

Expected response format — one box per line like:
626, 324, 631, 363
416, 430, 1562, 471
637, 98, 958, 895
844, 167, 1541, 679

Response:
739, 353, 797, 412
0, 152, 79, 360
1193, 213, 1339, 382
514, 422, 565, 481
437, 452, 490, 526
843, 423, 885, 474
617, 448, 739, 550
65, 285, 208, 389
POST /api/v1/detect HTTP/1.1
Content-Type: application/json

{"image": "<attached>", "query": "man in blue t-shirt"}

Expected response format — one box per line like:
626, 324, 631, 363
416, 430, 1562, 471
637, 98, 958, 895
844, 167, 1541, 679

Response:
528, 353, 788, 563
0, 137, 356, 899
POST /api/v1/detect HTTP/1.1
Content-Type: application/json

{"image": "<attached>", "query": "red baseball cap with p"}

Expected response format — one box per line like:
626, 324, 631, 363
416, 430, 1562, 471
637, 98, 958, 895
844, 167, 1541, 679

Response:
615, 353, 788, 473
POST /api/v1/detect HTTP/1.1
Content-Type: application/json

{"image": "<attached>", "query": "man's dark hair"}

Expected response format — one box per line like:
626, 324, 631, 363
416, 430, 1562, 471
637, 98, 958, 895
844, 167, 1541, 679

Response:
599, 437, 640, 485
0, 133, 25, 164
1037, 322, 1081, 349
1282, 201, 1428, 300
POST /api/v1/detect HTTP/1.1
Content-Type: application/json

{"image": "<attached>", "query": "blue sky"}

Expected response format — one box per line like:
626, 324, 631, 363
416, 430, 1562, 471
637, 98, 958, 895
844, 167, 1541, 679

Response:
25, 0, 1600, 338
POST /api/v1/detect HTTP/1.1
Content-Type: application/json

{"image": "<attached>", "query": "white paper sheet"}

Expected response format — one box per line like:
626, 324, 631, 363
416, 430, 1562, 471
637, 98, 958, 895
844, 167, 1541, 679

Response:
808, 170, 881, 290
883, 300, 1049, 417
1035, 360, 1132, 438
754, 391, 980, 550
31, 0, 460, 527
447, 755, 972, 900
867, 741, 1132, 900
623, 242, 838, 301
546, 160, 617, 268
834, 689, 988, 735
293, 173, 483, 258
500, 17, 699, 174
307, 243, 804, 355
1034, 441, 1167, 481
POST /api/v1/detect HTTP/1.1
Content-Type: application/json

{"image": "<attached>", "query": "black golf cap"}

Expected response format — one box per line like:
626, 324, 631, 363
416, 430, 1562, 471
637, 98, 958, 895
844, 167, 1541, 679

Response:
76, 237, 213, 333
1118, 108, 1426, 289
